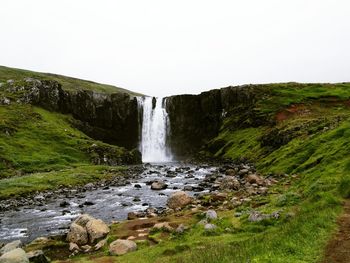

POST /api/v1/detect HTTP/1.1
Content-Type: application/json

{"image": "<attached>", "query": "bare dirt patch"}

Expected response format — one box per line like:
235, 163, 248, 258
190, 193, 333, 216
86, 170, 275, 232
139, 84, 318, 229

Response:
323, 200, 350, 263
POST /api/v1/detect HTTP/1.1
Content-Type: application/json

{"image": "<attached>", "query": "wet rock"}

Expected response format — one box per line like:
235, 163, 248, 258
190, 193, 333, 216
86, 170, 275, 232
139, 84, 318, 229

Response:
153, 222, 173, 232
83, 201, 95, 206
192, 186, 205, 192
66, 223, 88, 246
133, 197, 141, 202
0, 248, 29, 263
183, 185, 193, 191
0, 240, 22, 255
86, 219, 110, 243
151, 181, 168, 190
205, 210, 218, 221
33, 195, 45, 202
26, 250, 48, 263
167, 191, 192, 209
134, 184, 142, 188
109, 239, 137, 256
219, 176, 240, 190
59, 201, 70, 207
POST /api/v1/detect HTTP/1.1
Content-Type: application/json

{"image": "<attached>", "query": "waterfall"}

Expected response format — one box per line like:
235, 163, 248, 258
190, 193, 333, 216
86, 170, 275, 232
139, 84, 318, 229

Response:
137, 96, 172, 163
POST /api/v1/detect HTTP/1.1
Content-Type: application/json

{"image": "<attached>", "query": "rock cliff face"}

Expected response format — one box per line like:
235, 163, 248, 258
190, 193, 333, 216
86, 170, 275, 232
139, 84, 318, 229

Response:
166, 85, 263, 158
5, 78, 268, 160
6, 78, 140, 150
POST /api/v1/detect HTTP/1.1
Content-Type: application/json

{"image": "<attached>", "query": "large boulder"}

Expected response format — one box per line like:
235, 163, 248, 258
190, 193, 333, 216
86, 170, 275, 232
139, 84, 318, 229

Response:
0, 248, 29, 263
0, 240, 22, 255
66, 223, 88, 246
86, 219, 110, 243
74, 214, 95, 227
109, 239, 137, 255
167, 191, 192, 209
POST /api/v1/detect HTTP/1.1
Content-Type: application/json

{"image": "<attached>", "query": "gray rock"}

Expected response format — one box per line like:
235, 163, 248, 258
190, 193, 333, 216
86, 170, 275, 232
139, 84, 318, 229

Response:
176, 224, 186, 234
109, 239, 137, 255
0, 248, 29, 263
0, 240, 22, 255
204, 224, 217, 231
205, 210, 218, 221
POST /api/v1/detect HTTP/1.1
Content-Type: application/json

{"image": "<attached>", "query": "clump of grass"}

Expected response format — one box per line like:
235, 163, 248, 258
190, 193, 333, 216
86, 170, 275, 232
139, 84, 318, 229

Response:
338, 176, 350, 198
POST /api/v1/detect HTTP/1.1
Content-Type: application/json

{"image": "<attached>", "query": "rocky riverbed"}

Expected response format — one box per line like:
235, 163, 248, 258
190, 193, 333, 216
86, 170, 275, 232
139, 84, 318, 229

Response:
0, 163, 220, 243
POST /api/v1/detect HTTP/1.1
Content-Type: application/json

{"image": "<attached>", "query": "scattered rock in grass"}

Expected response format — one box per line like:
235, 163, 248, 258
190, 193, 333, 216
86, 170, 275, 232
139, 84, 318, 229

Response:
109, 239, 137, 256
204, 224, 217, 231
248, 210, 280, 222
167, 191, 192, 209
205, 210, 218, 221
176, 224, 186, 234
153, 222, 173, 232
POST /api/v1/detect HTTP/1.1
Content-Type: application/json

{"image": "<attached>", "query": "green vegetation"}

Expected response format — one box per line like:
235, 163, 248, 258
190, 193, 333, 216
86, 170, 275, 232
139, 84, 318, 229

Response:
0, 165, 124, 199
0, 104, 133, 178
0, 65, 141, 95
58, 82, 350, 263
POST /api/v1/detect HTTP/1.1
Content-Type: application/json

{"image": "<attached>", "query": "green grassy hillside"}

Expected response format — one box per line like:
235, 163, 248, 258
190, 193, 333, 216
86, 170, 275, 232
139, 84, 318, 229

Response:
0, 65, 141, 95
0, 103, 137, 198
57, 83, 350, 263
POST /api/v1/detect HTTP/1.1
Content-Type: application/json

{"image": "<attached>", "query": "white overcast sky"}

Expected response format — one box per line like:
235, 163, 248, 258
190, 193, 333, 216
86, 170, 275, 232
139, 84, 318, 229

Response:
1, 0, 350, 96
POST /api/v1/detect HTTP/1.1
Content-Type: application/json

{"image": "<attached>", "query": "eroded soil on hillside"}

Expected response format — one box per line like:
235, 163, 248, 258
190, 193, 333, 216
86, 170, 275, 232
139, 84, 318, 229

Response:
323, 200, 350, 263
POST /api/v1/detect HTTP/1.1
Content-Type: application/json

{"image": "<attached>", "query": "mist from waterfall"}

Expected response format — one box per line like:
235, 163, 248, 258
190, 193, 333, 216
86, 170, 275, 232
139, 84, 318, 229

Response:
137, 96, 172, 163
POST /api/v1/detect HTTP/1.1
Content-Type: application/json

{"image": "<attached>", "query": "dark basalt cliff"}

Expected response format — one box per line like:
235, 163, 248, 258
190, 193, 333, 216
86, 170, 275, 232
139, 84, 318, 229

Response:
6, 78, 269, 160
166, 85, 264, 158
8, 78, 140, 150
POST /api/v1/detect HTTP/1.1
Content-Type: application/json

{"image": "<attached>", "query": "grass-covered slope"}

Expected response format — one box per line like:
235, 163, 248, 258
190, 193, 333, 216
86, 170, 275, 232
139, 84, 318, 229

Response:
0, 103, 138, 198
58, 83, 350, 263
0, 65, 141, 95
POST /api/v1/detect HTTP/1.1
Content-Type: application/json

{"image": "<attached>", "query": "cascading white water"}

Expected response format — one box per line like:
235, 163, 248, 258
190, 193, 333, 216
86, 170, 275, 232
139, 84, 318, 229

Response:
137, 96, 172, 163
